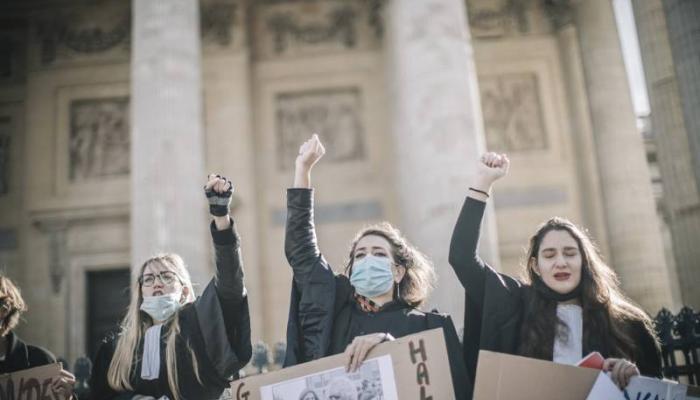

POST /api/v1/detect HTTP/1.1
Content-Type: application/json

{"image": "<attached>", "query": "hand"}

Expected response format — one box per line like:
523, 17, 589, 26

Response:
52, 369, 76, 399
603, 358, 639, 389
295, 134, 326, 172
472, 152, 509, 193
205, 174, 233, 229
344, 333, 392, 373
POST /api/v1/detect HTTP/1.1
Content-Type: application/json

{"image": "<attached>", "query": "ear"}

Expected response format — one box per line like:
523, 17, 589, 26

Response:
529, 257, 541, 276
180, 286, 190, 304
393, 264, 406, 284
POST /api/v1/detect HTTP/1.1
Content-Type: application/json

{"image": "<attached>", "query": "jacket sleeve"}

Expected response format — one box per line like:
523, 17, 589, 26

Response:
87, 337, 121, 400
192, 219, 252, 380
285, 188, 334, 290
283, 188, 337, 364
449, 196, 521, 310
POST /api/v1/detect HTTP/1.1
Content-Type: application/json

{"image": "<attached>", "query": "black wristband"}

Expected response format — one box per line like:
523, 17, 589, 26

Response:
468, 187, 490, 197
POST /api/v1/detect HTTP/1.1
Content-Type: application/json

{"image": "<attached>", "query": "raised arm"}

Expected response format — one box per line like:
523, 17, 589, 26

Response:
448, 152, 509, 308
285, 134, 330, 288
205, 174, 245, 302
202, 174, 252, 370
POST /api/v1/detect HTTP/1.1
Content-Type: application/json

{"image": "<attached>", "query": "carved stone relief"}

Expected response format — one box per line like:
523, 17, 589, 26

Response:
201, 2, 238, 50
0, 116, 10, 195
35, 2, 131, 66
466, 0, 558, 38
69, 97, 130, 181
253, 0, 382, 59
276, 88, 365, 170
0, 27, 26, 82
34, 0, 239, 66
479, 73, 548, 152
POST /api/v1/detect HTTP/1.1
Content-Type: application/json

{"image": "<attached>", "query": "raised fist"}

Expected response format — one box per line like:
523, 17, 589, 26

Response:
476, 152, 510, 185
295, 133, 326, 172
204, 174, 233, 217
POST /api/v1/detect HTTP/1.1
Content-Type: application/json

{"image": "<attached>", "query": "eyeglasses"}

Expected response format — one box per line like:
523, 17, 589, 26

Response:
139, 271, 180, 287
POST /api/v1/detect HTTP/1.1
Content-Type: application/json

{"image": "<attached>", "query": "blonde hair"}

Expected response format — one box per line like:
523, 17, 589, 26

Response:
0, 275, 28, 336
107, 254, 202, 400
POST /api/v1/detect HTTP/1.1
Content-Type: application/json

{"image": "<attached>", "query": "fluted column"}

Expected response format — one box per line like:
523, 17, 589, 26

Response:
384, 0, 500, 321
572, 0, 674, 311
131, 0, 209, 286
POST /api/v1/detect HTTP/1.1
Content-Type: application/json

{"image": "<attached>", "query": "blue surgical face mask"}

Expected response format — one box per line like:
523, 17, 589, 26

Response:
349, 255, 395, 298
140, 291, 183, 322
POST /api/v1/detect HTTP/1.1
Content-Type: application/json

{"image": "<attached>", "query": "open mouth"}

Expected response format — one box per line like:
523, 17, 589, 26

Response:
553, 272, 571, 281
152, 290, 164, 296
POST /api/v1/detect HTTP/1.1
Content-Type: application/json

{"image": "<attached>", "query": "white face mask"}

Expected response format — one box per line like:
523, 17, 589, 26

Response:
140, 291, 183, 322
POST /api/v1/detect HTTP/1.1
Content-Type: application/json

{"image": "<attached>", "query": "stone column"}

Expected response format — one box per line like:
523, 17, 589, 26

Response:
571, 0, 674, 311
131, 0, 209, 286
634, 0, 700, 309
384, 0, 500, 321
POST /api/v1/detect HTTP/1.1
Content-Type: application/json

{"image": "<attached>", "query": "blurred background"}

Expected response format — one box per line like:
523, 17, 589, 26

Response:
0, 0, 698, 375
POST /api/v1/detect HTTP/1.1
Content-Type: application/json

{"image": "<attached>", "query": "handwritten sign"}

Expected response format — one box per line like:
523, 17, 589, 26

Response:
231, 328, 454, 400
0, 363, 63, 400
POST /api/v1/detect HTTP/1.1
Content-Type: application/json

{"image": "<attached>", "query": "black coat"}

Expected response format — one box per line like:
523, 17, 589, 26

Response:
449, 196, 663, 384
0, 331, 56, 374
283, 188, 470, 400
88, 219, 252, 400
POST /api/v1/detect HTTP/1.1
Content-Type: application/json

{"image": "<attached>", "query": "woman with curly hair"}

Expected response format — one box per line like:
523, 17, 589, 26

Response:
284, 134, 468, 399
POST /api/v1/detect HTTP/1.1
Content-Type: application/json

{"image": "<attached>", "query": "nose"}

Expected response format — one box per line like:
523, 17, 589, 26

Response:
553, 254, 567, 268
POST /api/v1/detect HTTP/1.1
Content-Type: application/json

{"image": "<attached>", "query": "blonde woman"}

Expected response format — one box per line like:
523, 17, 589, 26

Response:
88, 175, 252, 400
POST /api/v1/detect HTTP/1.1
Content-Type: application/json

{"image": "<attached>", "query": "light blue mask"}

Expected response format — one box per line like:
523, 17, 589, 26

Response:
140, 291, 182, 322
350, 255, 395, 298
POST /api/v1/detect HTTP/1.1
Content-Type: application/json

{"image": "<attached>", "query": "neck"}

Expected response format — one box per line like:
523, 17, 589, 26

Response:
369, 290, 394, 307
559, 298, 581, 306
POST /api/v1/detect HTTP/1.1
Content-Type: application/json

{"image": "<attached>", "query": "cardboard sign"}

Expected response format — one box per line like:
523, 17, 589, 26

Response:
230, 328, 455, 400
0, 363, 63, 400
624, 376, 687, 400
473, 351, 691, 400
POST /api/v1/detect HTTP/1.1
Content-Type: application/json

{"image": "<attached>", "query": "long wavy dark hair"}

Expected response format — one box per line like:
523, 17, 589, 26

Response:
517, 217, 657, 361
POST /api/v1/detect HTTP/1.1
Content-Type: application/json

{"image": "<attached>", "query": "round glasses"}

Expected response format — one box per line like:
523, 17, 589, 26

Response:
139, 271, 179, 287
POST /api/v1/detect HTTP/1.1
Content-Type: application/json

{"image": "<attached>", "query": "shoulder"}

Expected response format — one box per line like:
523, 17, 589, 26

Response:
25, 344, 57, 367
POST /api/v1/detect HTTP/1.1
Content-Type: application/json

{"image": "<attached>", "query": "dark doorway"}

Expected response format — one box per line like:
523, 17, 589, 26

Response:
86, 268, 131, 359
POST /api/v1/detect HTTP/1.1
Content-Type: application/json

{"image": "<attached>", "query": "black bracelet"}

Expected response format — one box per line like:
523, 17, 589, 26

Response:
469, 187, 490, 197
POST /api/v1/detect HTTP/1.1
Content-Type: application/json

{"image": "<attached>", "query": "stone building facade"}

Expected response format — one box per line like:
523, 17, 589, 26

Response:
0, 0, 679, 364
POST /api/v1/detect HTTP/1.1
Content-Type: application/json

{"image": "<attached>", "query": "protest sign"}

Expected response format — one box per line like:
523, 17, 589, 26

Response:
474, 351, 692, 400
231, 328, 454, 400
0, 363, 63, 400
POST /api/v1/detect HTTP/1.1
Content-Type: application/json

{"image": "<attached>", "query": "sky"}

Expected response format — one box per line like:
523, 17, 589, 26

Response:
612, 0, 650, 117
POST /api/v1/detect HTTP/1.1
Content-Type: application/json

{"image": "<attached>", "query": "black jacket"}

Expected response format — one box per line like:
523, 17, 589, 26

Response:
88, 219, 252, 400
449, 196, 663, 384
284, 188, 470, 400
0, 331, 56, 374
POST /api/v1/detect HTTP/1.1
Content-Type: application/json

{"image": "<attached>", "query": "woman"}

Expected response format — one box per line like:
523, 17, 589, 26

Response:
89, 175, 252, 400
284, 134, 468, 399
0, 275, 76, 399
450, 152, 662, 390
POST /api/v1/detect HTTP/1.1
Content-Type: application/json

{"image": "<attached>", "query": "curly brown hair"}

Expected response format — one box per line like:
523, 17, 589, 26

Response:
0, 275, 27, 337
344, 222, 436, 307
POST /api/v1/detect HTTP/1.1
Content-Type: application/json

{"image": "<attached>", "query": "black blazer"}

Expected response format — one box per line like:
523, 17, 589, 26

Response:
283, 188, 470, 400
0, 331, 56, 374
88, 219, 252, 400
449, 196, 662, 384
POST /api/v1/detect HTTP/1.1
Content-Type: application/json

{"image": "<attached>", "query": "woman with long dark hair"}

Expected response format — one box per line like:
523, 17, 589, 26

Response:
89, 175, 251, 400
285, 134, 469, 399
450, 152, 661, 390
